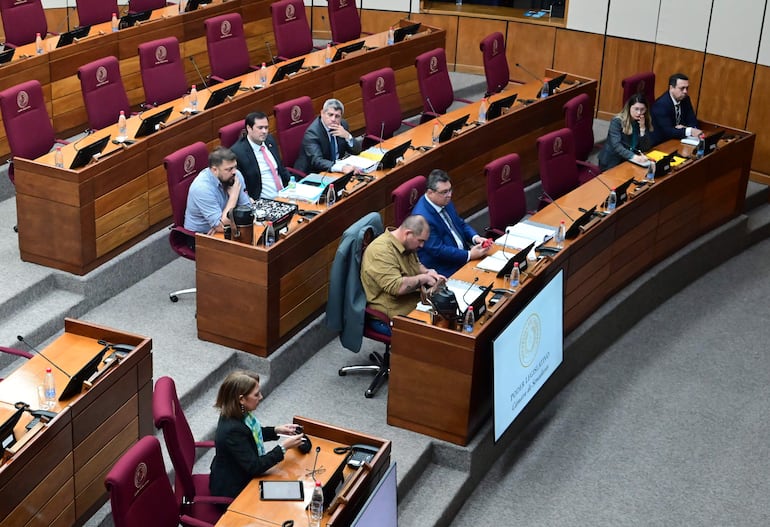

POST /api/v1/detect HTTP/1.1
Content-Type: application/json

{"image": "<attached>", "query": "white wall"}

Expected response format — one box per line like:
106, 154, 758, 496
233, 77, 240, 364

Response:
706, 0, 764, 62
656, 0, 710, 51
606, 0, 660, 42
566, 0, 609, 34
758, 1, 770, 66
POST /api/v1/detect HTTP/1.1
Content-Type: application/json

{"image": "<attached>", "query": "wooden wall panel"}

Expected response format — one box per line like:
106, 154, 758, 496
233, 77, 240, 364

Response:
453, 17, 506, 75
411, 13, 461, 66
746, 64, 770, 177
651, 44, 705, 106
553, 29, 604, 92
698, 54, 754, 130
505, 21, 557, 84
597, 37, 655, 119
360, 9, 410, 36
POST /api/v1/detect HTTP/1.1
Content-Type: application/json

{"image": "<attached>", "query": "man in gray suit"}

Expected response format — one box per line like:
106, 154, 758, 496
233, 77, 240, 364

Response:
294, 98, 361, 174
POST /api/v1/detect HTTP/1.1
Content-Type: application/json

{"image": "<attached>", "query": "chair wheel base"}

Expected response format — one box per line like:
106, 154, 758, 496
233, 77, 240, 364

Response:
338, 369, 347, 376
169, 295, 179, 302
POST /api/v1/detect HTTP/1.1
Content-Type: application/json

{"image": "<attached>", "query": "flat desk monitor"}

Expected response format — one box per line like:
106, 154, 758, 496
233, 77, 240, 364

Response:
496, 241, 535, 278
332, 40, 365, 62
56, 25, 90, 48
487, 93, 518, 121
184, 0, 201, 12
394, 22, 421, 43
319, 171, 353, 203
119, 10, 151, 29
351, 462, 397, 527
703, 129, 725, 156
203, 81, 241, 110
134, 107, 173, 138
0, 406, 24, 450
614, 176, 636, 206
546, 73, 567, 96
0, 47, 14, 65
462, 282, 493, 319
69, 135, 111, 170
270, 58, 305, 84
653, 151, 679, 178
379, 140, 411, 169
59, 345, 109, 401
438, 114, 469, 143
565, 205, 595, 239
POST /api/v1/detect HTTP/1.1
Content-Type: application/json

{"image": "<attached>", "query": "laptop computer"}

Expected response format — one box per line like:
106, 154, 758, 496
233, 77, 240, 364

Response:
134, 107, 173, 138
438, 114, 469, 143
56, 25, 90, 48
379, 140, 412, 169
0, 47, 15, 65
496, 241, 535, 278
70, 135, 111, 170
270, 58, 305, 84
119, 10, 151, 29
394, 22, 422, 43
487, 93, 518, 120
332, 41, 365, 62
203, 81, 241, 110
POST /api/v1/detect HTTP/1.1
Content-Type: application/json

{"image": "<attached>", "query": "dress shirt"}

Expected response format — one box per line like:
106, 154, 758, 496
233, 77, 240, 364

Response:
248, 137, 280, 199
184, 167, 251, 233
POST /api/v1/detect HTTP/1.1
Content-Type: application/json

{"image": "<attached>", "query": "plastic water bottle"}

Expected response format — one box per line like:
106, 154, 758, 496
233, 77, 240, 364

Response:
325, 43, 332, 64
540, 81, 549, 99
696, 134, 705, 159
646, 161, 655, 183
555, 221, 566, 249
310, 481, 324, 527
189, 85, 198, 112
607, 188, 617, 212
463, 306, 475, 334
288, 175, 296, 190
387, 27, 395, 46
478, 97, 488, 124
118, 110, 127, 138
35, 33, 43, 54
260, 63, 268, 86
44, 368, 56, 408
111, 12, 119, 32
54, 147, 64, 168
511, 262, 520, 288
432, 123, 440, 146
265, 221, 275, 247
325, 183, 336, 208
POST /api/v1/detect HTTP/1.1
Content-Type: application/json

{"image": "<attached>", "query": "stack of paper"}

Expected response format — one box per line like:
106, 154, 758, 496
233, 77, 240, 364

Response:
475, 251, 511, 273
278, 183, 323, 203
339, 155, 378, 173
495, 221, 555, 249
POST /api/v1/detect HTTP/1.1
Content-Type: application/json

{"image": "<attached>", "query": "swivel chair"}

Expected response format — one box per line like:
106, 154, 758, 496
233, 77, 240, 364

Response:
484, 153, 526, 236
391, 175, 426, 226
78, 56, 132, 131
274, 95, 314, 177
414, 48, 471, 122
479, 32, 515, 96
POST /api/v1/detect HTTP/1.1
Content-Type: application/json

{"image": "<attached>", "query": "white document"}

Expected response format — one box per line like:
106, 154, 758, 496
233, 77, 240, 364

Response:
476, 251, 510, 273
505, 222, 555, 243
339, 155, 378, 172
278, 183, 323, 203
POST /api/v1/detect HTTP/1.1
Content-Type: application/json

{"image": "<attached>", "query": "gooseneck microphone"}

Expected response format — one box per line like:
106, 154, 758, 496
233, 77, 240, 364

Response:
425, 97, 445, 126
515, 62, 543, 83
188, 56, 209, 91
17, 335, 70, 378
265, 41, 277, 66
540, 191, 575, 222
310, 446, 321, 482
462, 276, 480, 306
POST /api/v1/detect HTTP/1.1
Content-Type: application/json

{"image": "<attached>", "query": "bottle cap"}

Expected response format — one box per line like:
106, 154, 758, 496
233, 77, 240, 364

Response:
315, 481, 322, 487
514, 262, 519, 267
46, 367, 52, 372
468, 306, 474, 311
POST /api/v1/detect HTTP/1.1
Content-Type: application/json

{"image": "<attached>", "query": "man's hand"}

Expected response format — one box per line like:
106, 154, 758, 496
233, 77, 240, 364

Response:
631, 154, 649, 166
469, 242, 490, 260
689, 127, 703, 138
328, 122, 352, 141
226, 176, 242, 197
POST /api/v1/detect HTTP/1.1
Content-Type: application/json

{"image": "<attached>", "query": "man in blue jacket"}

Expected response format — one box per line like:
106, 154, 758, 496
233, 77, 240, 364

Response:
651, 72, 702, 144
411, 169, 490, 277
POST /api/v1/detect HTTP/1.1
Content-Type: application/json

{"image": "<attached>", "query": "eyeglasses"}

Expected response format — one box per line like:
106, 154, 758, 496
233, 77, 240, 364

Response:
431, 187, 453, 196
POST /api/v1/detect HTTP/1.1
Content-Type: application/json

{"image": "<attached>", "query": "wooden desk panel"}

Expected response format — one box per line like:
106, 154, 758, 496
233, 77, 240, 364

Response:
388, 129, 755, 445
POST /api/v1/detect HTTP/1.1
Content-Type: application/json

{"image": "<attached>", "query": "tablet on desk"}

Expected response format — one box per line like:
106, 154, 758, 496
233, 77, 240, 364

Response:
259, 480, 304, 501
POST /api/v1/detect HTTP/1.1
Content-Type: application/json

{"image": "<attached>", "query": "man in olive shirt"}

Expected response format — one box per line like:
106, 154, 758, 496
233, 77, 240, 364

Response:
361, 215, 445, 335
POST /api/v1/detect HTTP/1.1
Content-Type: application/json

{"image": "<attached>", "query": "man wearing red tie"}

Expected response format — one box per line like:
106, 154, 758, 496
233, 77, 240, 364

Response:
231, 111, 291, 200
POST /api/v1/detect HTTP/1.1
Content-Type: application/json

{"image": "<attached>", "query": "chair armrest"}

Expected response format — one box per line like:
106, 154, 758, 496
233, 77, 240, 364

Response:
192, 495, 234, 506
400, 120, 417, 128
365, 307, 391, 326
180, 515, 216, 527
194, 440, 215, 449
484, 227, 504, 237
209, 75, 225, 85
287, 167, 305, 178
575, 160, 600, 176
454, 97, 473, 104
0, 346, 33, 359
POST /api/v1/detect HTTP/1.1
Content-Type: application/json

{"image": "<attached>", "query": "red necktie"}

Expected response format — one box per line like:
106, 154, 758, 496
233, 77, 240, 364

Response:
260, 145, 282, 191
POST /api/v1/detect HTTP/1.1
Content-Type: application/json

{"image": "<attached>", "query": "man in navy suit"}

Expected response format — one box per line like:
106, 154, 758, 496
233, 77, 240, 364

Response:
411, 169, 491, 277
230, 111, 291, 200
294, 98, 361, 174
651, 73, 702, 145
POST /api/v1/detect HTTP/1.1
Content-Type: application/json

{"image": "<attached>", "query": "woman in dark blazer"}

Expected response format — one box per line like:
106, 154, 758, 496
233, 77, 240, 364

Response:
209, 371, 303, 498
598, 93, 654, 172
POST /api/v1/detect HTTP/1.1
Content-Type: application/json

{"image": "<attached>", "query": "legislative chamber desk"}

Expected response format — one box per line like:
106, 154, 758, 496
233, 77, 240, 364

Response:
0, 0, 277, 157
215, 417, 391, 527
14, 22, 445, 275
0, 318, 152, 526
194, 72, 597, 356
386, 124, 755, 446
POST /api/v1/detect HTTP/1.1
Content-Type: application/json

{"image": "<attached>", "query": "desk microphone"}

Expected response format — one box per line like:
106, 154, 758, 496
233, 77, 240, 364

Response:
17, 335, 70, 378
188, 56, 209, 91
462, 276, 479, 306
515, 62, 543, 83
378, 121, 385, 146
265, 41, 277, 66
540, 190, 574, 222
425, 97, 445, 126
310, 446, 321, 482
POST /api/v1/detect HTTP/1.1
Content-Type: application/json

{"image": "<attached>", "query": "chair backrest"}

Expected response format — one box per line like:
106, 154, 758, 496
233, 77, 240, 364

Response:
415, 48, 454, 116
104, 436, 180, 527
78, 56, 131, 131
0, 80, 56, 163
164, 142, 208, 229
219, 120, 244, 148
485, 154, 526, 232
0, 0, 47, 47
76, 0, 118, 27
274, 95, 314, 168
128, 0, 166, 13
563, 93, 595, 163
360, 67, 402, 140
327, 0, 361, 44
153, 376, 198, 503
621, 71, 655, 106
271, 0, 313, 60
205, 13, 251, 81
537, 128, 580, 200
391, 175, 426, 226
138, 37, 188, 106
479, 32, 510, 96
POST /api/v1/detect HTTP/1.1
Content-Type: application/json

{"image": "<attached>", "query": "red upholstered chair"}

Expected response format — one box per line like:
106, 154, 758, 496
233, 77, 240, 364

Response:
391, 175, 426, 226
537, 128, 597, 209
76, 0, 118, 27
138, 37, 188, 107
164, 142, 208, 302
218, 120, 244, 148
153, 376, 230, 523
204, 13, 257, 83
414, 48, 471, 123
484, 154, 526, 236
271, 0, 313, 61
480, 32, 515, 96
105, 436, 216, 527
360, 67, 413, 149
78, 56, 131, 131
563, 93, 600, 182
327, 0, 363, 44
0, 0, 51, 47
274, 95, 314, 177
622, 71, 655, 106
128, 0, 167, 13
0, 80, 67, 185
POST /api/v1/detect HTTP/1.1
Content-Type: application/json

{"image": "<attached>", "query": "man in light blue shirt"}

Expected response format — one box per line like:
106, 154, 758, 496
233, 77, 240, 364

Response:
184, 147, 252, 234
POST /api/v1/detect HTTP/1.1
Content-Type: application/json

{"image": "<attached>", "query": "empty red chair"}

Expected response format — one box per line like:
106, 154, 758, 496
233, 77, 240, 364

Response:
138, 37, 188, 107
0, 0, 50, 47
128, 0, 167, 13
76, 0, 118, 26
484, 154, 526, 236
360, 67, 410, 148
204, 13, 257, 83
274, 95, 314, 177
270, 0, 313, 61
327, 0, 362, 44
78, 56, 131, 131
218, 120, 244, 148
414, 47, 471, 122
479, 32, 514, 96
537, 128, 597, 208
562, 93, 600, 182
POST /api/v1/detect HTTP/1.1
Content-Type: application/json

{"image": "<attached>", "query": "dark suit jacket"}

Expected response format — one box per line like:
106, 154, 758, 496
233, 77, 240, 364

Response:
230, 134, 291, 200
294, 116, 362, 174
209, 416, 283, 498
650, 92, 697, 145
411, 195, 478, 277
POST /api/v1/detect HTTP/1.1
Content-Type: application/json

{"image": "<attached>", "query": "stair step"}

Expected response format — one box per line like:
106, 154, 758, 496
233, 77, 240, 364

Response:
398, 463, 469, 527
0, 289, 84, 351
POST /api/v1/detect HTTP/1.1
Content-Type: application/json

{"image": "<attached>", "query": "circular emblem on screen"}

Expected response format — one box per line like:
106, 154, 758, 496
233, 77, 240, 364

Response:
134, 462, 148, 489
155, 45, 167, 63
577, 103, 584, 120
96, 66, 108, 84
429, 55, 438, 73
492, 39, 499, 56
519, 313, 541, 367
553, 136, 563, 155
409, 188, 419, 205
290, 104, 302, 124
285, 4, 295, 20
183, 154, 196, 174
220, 20, 232, 37
375, 76, 385, 95
16, 90, 29, 110
501, 164, 511, 183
